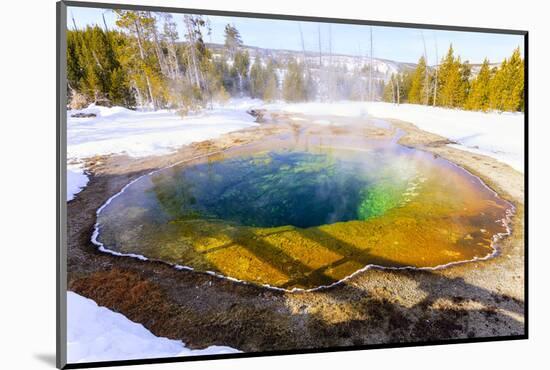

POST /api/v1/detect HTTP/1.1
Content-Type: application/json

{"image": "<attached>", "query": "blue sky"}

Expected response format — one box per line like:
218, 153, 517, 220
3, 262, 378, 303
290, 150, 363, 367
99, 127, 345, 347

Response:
68, 6, 523, 65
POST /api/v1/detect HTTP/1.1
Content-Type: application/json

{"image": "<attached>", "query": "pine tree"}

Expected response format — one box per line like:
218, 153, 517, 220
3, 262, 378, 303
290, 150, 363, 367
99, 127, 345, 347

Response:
66, 26, 134, 107
283, 58, 307, 102
383, 72, 411, 104
263, 60, 279, 101
224, 24, 243, 57
221, 24, 250, 95
115, 10, 166, 109
437, 45, 468, 108
399, 71, 413, 103
66, 30, 84, 94
408, 56, 428, 104
459, 60, 472, 107
466, 58, 492, 111
249, 56, 266, 99
233, 50, 250, 94
382, 74, 396, 103
489, 47, 524, 111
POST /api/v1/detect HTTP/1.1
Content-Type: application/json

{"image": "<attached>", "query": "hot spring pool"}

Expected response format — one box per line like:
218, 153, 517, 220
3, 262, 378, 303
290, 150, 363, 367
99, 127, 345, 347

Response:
94, 124, 512, 290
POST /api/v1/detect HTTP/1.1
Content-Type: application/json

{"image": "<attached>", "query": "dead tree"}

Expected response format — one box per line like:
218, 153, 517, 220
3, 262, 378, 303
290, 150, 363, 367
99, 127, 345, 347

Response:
328, 24, 334, 101
318, 24, 322, 67
132, 16, 156, 109
298, 24, 310, 79
396, 74, 400, 105
421, 31, 430, 105
183, 15, 203, 89
102, 12, 109, 32
433, 32, 439, 106
369, 27, 374, 101
162, 13, 181, 80
147, 12, 168, 77
317, 24, 325, 100
390, 75, 396, 104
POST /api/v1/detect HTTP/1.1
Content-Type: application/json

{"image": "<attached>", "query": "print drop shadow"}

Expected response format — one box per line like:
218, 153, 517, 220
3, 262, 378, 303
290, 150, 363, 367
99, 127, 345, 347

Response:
33, 353, 56, 367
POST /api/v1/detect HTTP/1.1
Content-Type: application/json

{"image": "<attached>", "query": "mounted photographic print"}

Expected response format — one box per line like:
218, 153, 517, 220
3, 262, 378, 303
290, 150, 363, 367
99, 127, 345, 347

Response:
56, 1, 527, 368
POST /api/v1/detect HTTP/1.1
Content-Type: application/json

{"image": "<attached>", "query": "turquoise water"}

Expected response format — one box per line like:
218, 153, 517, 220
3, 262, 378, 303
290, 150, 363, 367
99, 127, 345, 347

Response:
145, 150, 411, 228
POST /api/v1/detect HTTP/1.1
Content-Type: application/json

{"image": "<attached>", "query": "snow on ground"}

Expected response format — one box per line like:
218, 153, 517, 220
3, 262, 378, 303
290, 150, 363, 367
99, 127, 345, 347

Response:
67, 292, 240, 363
66, 99, 260, 200
67, 163, 88, 201
67, 99, 260, 159
262, 101, 525, 173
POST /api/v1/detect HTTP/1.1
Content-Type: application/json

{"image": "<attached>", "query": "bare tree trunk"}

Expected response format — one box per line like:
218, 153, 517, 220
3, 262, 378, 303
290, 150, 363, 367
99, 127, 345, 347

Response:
298, 23, 309, 70
91, 50, 104, 70
184, 52, 194, 86
131, 80, 143, 107
433, 33, 439, 107
328, 25, 333, 101
358, 42, 365, 101
147, 12, 168, 77
318, 24, 322, 67
369, 27, 373, 101
396, 75, 400, 105
390, 76, 395, 104
421, 31, 430, 105
317, 24, 325, 100
298, 23, 311, 99
184, 15, 202, 89
102, 12, 109, 32
162, 14, 181, 80
133, 19, 156, 109
169, 43, 180, 79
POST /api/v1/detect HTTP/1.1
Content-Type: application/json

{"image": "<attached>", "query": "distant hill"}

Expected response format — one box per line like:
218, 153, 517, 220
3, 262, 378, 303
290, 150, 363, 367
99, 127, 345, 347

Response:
181, 42, 497, 83
173, 42, 417, 83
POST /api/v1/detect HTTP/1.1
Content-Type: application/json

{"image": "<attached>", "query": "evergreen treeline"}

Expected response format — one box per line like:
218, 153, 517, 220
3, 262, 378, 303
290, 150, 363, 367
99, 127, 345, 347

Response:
67, 11, 524, 113
382, 45, 524, 112
67, 12, 281, 113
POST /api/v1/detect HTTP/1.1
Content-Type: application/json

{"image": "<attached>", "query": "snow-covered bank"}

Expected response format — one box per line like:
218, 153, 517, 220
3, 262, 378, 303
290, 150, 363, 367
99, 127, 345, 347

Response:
66, 99, 260, 200
68, 100, 260, 159
67, 292, 240, 363
67, 163, 88, 201
263, 101, 525, 172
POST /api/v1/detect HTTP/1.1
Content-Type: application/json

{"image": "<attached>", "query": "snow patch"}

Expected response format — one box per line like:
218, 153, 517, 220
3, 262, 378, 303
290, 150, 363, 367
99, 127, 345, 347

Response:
67, 291, 240, 364
67, 163, 88, 201
67, 99, 259, 159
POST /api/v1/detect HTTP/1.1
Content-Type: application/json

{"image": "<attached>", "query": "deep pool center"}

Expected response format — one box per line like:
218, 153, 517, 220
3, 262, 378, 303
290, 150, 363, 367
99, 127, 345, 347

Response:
150, 150, 417, 229
95, 122, 513, 290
